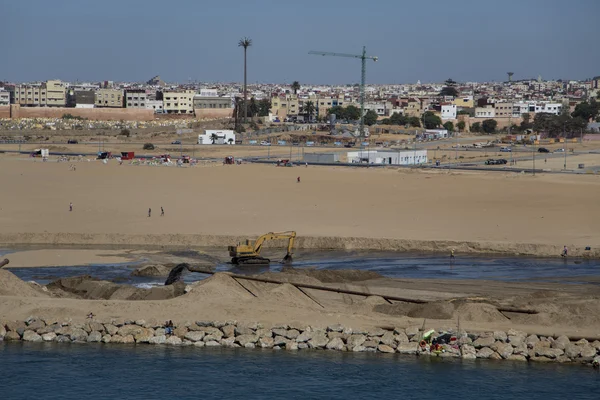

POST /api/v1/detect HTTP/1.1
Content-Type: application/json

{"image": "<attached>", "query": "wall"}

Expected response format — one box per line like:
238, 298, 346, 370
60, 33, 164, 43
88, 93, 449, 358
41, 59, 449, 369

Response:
0, 106, 10, 118
8, 104, 154, 121
194, 108, 233, 119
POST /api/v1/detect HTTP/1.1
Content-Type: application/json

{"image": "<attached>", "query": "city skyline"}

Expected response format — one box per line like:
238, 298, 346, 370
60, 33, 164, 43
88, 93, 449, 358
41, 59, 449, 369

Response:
3, 0, 599, 84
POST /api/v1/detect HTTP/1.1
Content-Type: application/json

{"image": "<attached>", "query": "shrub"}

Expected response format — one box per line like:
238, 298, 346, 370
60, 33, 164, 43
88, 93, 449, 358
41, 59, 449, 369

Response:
120, 129, 131, 137
143, 143, 155, 150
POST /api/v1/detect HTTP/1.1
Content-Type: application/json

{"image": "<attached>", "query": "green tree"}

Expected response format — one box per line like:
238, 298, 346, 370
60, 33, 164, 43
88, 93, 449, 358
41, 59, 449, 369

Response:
482, 119, 497, 134
363, 110, 378, 126
345, 105, 361, 121
443, 121, 454, 132
571, 99, 599, 121
258, 99, 271, 117
422, 111, 442, 129
440, 87, 458, 97
520, 113, 533, 131
471, 122, 481, 133
408, 116, 421, 127
457, 120, 466, 132
210, 133, 218, 144
327, 106, 346, 121
291, 81, 300, 94
249, 97, 259, 118
238, 37, 252, 123
302, 101, 316, 121
389, 112, 408, 125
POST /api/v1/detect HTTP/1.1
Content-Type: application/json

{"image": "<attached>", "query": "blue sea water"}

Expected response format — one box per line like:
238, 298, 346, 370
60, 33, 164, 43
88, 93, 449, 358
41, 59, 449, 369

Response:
1, 342, 598, 400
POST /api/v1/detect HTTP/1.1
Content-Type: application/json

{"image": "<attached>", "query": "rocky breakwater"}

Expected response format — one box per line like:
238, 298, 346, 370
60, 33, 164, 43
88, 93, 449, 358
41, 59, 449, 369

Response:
1, 317, 599, 368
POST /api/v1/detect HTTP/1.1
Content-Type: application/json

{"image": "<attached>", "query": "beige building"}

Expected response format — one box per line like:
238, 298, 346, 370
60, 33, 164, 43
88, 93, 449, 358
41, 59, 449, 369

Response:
0, 89, 10, 106
95, 88, 124, 108
404, 98, 423, 117
193, 95, 232, 110
271, 95, 300, 119
125, 89, 148, 109
163, 90, 195, 114
494, 102, 513, 118
13, 80, 67, 107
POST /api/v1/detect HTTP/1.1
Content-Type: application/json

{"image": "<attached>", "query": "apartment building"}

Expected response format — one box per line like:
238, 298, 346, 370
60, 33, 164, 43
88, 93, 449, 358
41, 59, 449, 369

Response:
315, 96, 346, 119
441, 104, 457, 120
475, 106, 495, 118
404, 98, 423, 118
494, 102, 513, 118
145, 100, 164, 112
193, 95, 232, 110
163, 90, 195, 114
271, 95, 300, 118
13, 80, 66, 107
125, 89, 148, 109
45, 80, 67, 107
0, 88, 10, 106
95, 88, 124, 108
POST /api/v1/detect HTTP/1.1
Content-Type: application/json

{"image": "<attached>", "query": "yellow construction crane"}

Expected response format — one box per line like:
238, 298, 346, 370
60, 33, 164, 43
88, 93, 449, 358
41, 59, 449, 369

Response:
228, 231, 296, 266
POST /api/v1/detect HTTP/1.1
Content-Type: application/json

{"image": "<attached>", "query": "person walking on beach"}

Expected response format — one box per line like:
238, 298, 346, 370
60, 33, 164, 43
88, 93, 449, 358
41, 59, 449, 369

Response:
561, 246, 568, 257
297, 176, 301, 183
148, 208, 151, 217
450, 249, 455, 259
161, 207, 164, 217
69, 202, 73, 212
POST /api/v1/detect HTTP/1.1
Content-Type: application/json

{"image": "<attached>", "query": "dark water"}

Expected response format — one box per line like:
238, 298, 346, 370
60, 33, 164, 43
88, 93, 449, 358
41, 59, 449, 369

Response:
1, 342, 598, 400
3, 249, 599, 287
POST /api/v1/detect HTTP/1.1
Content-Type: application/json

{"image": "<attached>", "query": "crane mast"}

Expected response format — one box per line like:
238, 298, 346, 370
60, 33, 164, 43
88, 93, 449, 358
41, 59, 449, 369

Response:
309, 46, 378, 140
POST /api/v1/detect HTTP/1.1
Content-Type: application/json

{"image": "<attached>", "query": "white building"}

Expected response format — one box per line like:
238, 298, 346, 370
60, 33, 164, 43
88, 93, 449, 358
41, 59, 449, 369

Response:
198, 130, 236, 145
347, 149, 428, 165
424, 129, 449, 138
475, 106, 495, 118
441, 104, 457, 120
0, 88, 10, 106
533, 102, 563, 115
512, 101, 563, 117
145, 100, 164, 112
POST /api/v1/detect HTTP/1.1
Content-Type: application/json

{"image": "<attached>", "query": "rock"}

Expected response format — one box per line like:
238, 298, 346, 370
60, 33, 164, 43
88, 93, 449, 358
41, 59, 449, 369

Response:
327, 324, 343, 332
395, 332, 409, 344
296, 331, 313, 343
221, 325, 236, 338
220, 337, 236, 347
259, 336, 274, 348
508, 335, 525, 347
244, 343, 256, 349
298, 343, 308, 350
580, 344, 597, 358
193, 341, 205, 348
326, 338, 345, 351
285, 341, 298, 351
199, 327, 223, 340
552, 335, 570, 350
184, 331, 206, 342
396, 342, 419, 355
363, 340, 379, 348
405, 326, 419, 338
496, 343, 514, 359
507, 354, 527, 361
378, 345, 395, 353
42, 332, 57, 342
327, 332, 347, 340
56, 335, 71, 343
476, 347, 495, 359
26, 320, 46, 331
105, 324, 119, 336
487, 352, 501, 360
101, 335, 112, 343
0, 325, 6, 338
149, 335, 166, 345
458, 336, 473, 345
111, 318, 125, 327
347, 334, 367, 348
134, 328, 155, 343
236, 335, 258, 347
173, 327, 188, 338
70, 329, 88, 342
380, 331, 395, 346
575, 339, 588, 346
23, 330, 42, 342
285, 329, 300, 339
235, 326, 255, 336
525, 335, 540, 348
352, 345, 367, 352
513, 343, 528, 355
6, 321, 26, 333
122, 334, 135, 344
271, 324, 289, 330
473, 336, 495, 349
556, 355, 572, 363
368, 328, 386, 337
461, 344, 477, 359
535, 347, 563, 359
110, 334, 124, 343
493, 331, 508, 342
154, 328, 166, 336
530, 356, 554, 363
166, 336, 182, 345
507, 329, 527, 337
272, 328, 288, 337
272, 336, 287, 346
204, 341, 221, 347
195, 321, 213, 328
308, 333, 330, 349
87, 331, 102, 343
564, 343, 582, 358
255, 328, 272, 338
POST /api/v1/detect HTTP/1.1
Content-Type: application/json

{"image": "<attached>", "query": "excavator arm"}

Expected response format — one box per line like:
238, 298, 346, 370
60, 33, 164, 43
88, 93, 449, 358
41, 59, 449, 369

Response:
254, 231, 296, 257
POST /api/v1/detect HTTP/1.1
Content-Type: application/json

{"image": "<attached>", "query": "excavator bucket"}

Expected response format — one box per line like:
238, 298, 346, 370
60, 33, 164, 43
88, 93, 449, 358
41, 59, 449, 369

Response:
282, 254, 293, 264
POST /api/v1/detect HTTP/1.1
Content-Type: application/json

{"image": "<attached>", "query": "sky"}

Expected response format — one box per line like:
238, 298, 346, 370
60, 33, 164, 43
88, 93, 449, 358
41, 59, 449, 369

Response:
2, 0, 599, 85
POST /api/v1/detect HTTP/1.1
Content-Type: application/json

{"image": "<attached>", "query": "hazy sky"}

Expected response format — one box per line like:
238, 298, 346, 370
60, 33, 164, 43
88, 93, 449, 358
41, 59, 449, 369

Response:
3, 0, 599, 84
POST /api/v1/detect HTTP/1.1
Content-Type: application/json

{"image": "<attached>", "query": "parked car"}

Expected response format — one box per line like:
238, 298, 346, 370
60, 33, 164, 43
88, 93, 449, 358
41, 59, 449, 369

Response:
485, 159, 496, 165
500, 147, 512, 152
67, 139, 78, 144
260, 141, 271, 146
496, 159, 508, 164
171, 140, 181, 145
554, 148, 565, 152
538, 147, 549, 153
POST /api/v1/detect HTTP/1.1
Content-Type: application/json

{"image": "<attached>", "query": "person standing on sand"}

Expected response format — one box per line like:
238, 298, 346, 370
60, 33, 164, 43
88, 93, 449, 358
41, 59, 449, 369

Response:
161, 207, 164, 217
69, 202, 73, 212
561, 246, 568, 257
297, 176, 301, 183
148, 208, 151, 217
450, 249, 455, 259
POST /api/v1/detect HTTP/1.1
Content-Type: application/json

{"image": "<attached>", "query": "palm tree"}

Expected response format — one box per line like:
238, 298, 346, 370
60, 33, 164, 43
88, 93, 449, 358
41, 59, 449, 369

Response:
302, 101, 315, 122
238, 37, 252, 124
210, 133, 219, 144
291, 81, 300, 94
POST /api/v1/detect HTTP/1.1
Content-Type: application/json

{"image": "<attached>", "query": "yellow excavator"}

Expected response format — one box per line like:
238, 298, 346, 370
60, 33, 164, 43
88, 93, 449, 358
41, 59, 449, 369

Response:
228, 231, 296, 266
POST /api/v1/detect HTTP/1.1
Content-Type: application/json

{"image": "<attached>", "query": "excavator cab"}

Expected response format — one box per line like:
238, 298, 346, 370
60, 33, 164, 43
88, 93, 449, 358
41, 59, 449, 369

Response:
229, 231, 296, 266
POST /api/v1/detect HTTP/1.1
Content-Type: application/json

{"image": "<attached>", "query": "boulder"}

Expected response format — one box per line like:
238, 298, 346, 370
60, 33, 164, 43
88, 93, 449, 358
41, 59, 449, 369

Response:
199, 327, 223, 340
166, 336, 182, 345
184, 331, 206, 342
405, 326, 419, 338
378, 345, 395, 353
134, 328, 155, 343
149, 335, 167, 345
327, 332, 346, 340
564, 343, 582, 358
255, 328, 272, 338
110, 334, 124, 343
580, 344, 597, 358
295, 331, 313, 343
458, 336, 473, 345
352, 345, 367, 352
85, 322, 105, 333
473, 336, 495, 349
575, 339, 589, 346
285, 329, 300, 339
327, 324, 343, 332
236, 335, 258, 347
493, 331, 508, 342
220, 337, 236, 347
380, 331, 395, 346
556, 355, 572, 363
395, 332, 409, 344
105, 324, 119, 336
592, 341, 600, 351
6, 321, 26, 333
552, 335, 570, 350
87, 331, 102, 343
535, 347, 563, 359
530, 356, 554, 363
363, 340, 379, 348
368, 328, 386, 337
221, 325, 236, 338
42, 332, 57, 342
496, 343, 514, 359
244, 343, 256, 349
513, 343, 528, 355
56, 335, 71, 343
298, 342, 308, 350
396, 342, 419, 354
195, 321, 213, 327
326, 338, 345, 351
23, 330, 42, 342
122, 335, 135, 344
259, 336, 274, 348
308, 333, 329, 349
508, 335, 525, 347
273, 336, 288, 346
489, 352, 502, 360
26, 320, 46, 331
347, 334, 367, 348
173, 327, 188, 338
476, 347, 495, 359
525, 335, 540, 348
461, 344, 477, 359
507, 354, 528, 362
204, 341, 221, 347
101, 335, 112, 343
272, 328, 288, 337
235, 326, 255, 336
285, 341, 298, 351
193, 341, 206, 348
69, 329, 89, 342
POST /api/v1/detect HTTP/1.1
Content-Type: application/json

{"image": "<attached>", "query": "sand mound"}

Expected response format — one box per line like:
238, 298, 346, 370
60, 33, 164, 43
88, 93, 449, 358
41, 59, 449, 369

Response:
454, 303, 508, 323
255, 271, 323, 286
266, 283, 318, 308
373, 301, 455, 319
185, 273, 255, 301
131, 264, 174, 277
280, 267, 382, 283
0, 270, 49, 297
